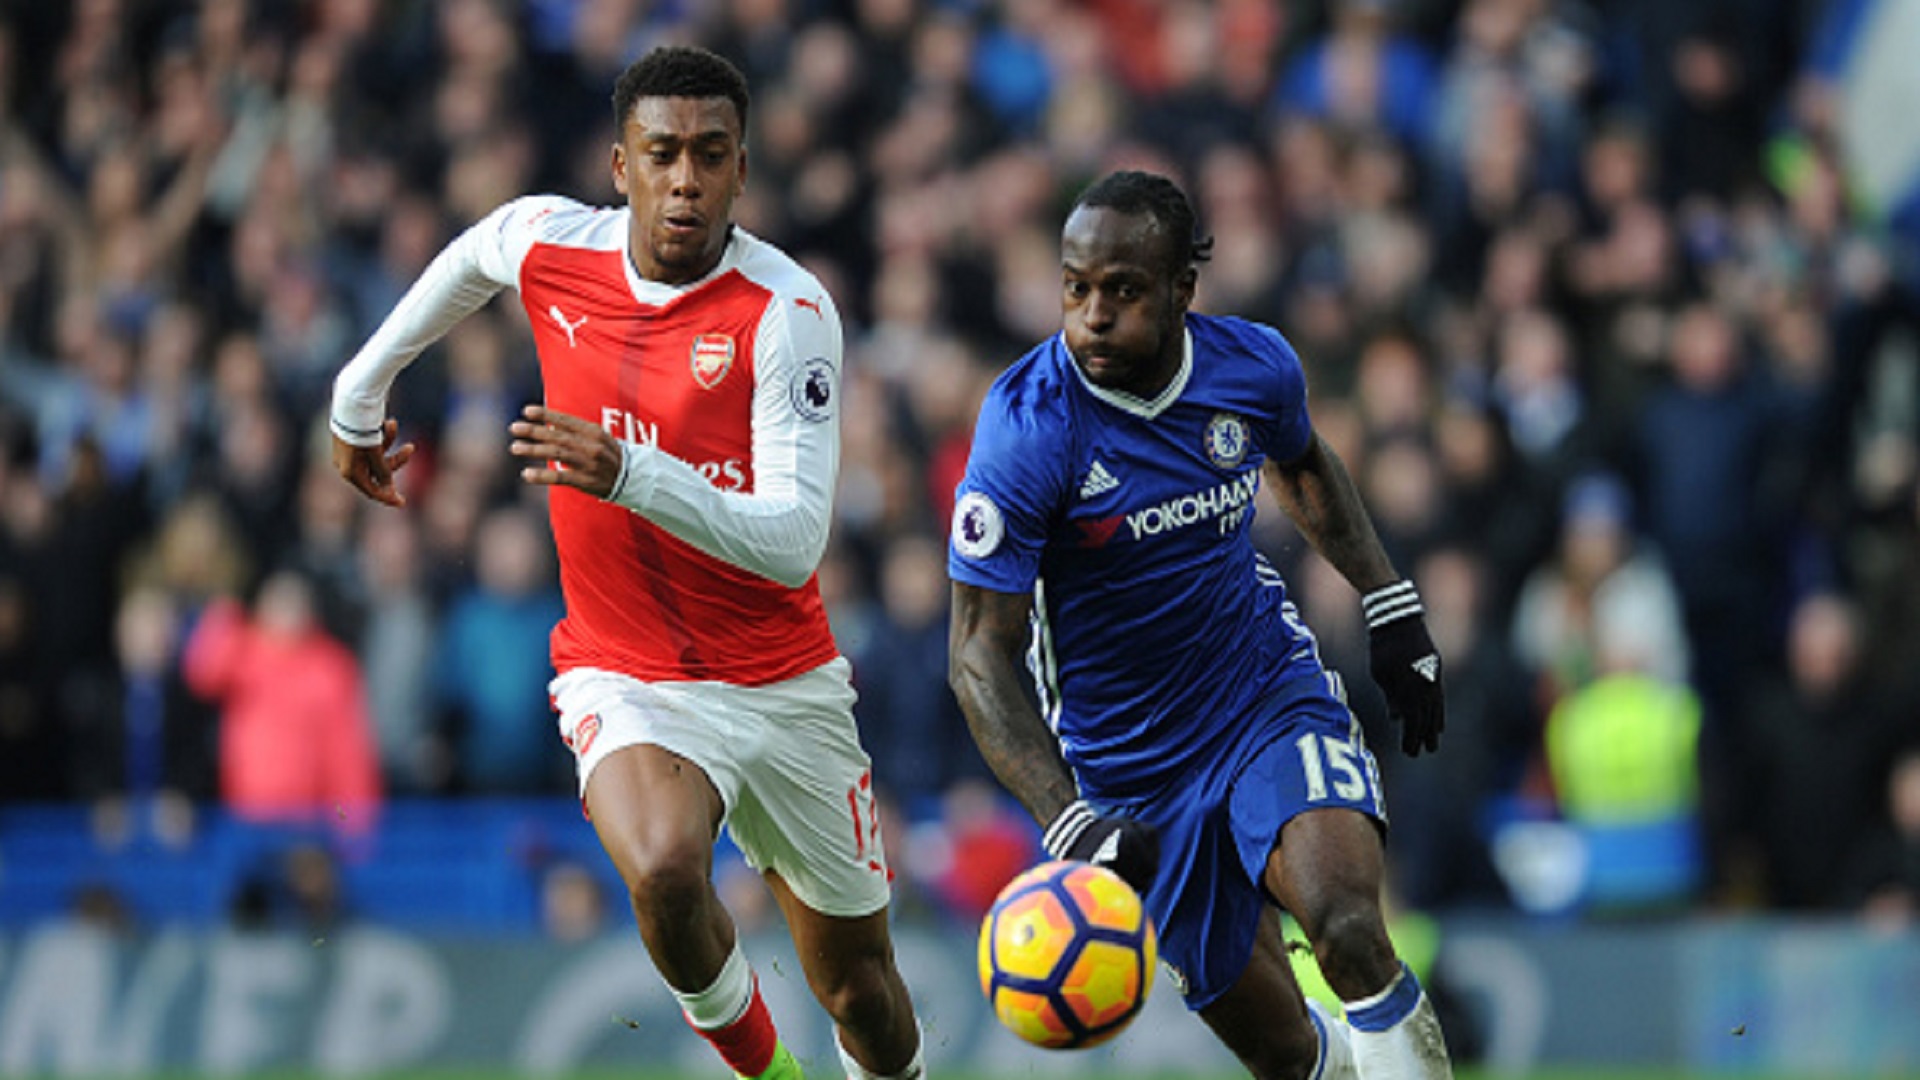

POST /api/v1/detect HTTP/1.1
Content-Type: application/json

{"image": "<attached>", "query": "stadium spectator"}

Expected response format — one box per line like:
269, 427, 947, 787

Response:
353, 509, 445, 796
1542, 644, 1705, 914
433, 504, 566, 794
1628, 301, 1801, 891
1429, 388, 1557, 613
1850, 747, 1920, 928
539, 859, 611, 944
1745, 592, 1905, 909
181, 567, 382, 830
1510, 470, 1690, 704
853, 531, 982, 808
1272, 0, 1441, 149
78, 584, 215, 850
0, 543, 60, 803
229, 840, 353, 935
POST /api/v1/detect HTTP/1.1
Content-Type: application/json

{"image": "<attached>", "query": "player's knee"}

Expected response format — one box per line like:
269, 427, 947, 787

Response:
1309, 901, 1396, 998
612, 839, 711, 919
811, 953, 899, 1032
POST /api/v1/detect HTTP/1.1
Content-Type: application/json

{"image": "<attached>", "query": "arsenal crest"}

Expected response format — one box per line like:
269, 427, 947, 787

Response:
690, 334, 735, 389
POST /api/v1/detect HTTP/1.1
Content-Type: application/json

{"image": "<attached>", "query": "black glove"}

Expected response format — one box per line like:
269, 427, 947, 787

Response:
1363, 580, 1446, 757
1042, 800, 1161, 895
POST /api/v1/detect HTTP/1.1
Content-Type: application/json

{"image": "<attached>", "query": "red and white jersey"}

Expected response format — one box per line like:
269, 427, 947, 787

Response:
332, 196, 842, 686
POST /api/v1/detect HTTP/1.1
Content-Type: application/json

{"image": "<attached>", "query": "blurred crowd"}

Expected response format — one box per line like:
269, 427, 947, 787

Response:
2, 0, 1918, 928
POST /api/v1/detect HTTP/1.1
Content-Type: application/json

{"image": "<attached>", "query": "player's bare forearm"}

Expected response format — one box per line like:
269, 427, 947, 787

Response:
949, 583, 1080, 826
1264, 436, 1399, 593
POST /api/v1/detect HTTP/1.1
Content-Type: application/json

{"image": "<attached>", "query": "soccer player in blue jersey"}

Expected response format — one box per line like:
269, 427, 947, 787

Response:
948, 170, 1452, 1080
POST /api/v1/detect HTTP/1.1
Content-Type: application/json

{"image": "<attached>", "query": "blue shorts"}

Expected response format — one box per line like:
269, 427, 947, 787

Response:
1097, 674, 1386, 1010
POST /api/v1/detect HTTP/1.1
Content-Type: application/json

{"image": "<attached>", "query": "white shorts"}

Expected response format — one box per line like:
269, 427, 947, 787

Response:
550, 658, 891, 918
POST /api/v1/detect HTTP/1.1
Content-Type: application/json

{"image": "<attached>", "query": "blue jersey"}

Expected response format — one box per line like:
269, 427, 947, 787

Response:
950, 314, 1329, 799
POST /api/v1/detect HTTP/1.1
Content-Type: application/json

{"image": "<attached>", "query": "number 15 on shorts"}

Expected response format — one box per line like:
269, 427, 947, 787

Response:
1294, 730, 1381, 808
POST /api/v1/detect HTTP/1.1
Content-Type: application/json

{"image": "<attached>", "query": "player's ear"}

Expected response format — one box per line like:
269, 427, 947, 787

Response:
1173, 264, 1197, 312
734, 143, 748, 195
610, 142, 630, 196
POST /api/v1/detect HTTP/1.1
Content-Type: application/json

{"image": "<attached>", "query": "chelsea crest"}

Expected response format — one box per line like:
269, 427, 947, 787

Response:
1204, 412, 1248, 469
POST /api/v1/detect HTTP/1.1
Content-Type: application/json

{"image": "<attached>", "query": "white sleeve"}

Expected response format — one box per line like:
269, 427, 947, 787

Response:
607, 288, 841, 588
329, 196, 561, 446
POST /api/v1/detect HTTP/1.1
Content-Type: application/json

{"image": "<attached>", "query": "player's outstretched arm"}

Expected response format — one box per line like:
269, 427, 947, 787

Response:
331, 199, 535, 504
949, 581, 1162, 890
948, 582, 1081, 825
1265, 436, 1446, 756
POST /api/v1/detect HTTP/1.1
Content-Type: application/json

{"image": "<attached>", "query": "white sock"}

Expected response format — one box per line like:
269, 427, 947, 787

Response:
1306, 997, 1357, 1080
672, 938, 754, 1030
1343, 963, 1453, 1080
836, 1020, 925, 1079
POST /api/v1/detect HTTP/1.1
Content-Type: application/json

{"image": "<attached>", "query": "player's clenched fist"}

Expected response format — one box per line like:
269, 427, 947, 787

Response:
509, 404, 625, 499
1043, 800, 1161, 894
1362, 580, 1446, 757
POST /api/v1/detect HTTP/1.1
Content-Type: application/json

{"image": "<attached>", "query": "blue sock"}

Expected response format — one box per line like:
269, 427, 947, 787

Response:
1344, 962, 1423, 1033
1343, 963, 1453, 1079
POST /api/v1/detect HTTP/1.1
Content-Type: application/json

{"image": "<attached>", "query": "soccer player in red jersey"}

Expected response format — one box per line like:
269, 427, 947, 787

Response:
330, 46, 925, 1080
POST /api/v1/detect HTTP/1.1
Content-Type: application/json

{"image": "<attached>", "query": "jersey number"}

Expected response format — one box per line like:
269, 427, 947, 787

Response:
1296, 732, 1371, 804
847, 770, 886, 876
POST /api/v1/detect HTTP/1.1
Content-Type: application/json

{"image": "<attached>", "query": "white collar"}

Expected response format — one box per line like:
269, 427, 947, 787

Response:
622, 223, 742, 304
1067, 327, 1193, 420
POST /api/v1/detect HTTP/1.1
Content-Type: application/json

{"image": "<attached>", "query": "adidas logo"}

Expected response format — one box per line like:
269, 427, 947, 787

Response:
1092, 831, 1122, 865
1079, 460, 1120, 499
1412, 655, 1440, 682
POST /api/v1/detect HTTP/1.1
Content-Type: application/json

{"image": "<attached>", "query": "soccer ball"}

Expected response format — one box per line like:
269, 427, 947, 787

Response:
977, 860, 1157, 1050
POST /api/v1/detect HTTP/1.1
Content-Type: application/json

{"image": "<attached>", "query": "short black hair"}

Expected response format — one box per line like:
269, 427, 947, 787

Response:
1072, 170, 1215, 275
611, 46, 751, 134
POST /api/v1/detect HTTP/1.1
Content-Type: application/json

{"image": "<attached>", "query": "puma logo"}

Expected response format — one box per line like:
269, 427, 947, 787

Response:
794, 296, 823, 319
548, 305, 588, 347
